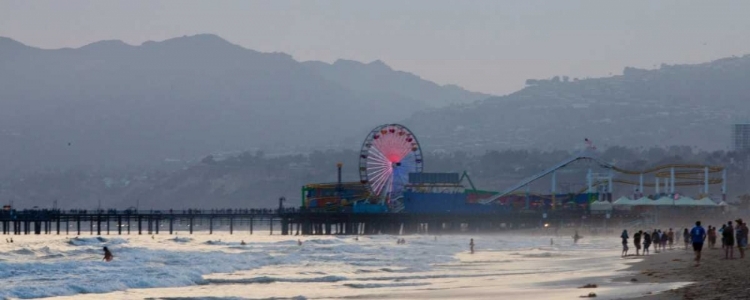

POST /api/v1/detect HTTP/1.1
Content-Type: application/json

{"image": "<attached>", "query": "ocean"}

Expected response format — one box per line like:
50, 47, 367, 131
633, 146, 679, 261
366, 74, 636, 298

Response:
0, 232, 685, 300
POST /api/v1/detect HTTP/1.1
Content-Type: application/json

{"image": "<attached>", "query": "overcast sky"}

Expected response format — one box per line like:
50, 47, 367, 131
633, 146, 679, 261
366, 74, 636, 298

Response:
2, 0, 749, 95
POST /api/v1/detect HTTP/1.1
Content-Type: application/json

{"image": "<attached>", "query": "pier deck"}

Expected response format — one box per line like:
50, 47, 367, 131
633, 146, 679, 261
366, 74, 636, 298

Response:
1, 209, 633, 236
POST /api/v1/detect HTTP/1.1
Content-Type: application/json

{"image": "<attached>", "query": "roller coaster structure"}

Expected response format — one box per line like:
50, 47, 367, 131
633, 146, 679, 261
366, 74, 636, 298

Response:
479, 149, 726, 205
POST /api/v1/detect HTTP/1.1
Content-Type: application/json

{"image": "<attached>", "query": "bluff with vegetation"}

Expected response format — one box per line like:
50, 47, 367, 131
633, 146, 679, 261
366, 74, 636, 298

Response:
404, 55, 750, 151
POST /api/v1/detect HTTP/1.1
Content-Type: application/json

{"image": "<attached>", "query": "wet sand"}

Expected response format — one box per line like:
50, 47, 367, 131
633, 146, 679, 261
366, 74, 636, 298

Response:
625, 245, 750, 300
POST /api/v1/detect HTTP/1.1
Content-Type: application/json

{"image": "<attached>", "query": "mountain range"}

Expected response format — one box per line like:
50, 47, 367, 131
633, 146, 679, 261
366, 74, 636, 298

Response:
0, 34, 489, 174
2, 33, 750, 178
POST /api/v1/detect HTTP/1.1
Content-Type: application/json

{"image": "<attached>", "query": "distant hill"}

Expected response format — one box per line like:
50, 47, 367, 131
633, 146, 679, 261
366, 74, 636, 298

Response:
302, 59, 491, 108
0, 34, 487, 173
403, 55, 750, 151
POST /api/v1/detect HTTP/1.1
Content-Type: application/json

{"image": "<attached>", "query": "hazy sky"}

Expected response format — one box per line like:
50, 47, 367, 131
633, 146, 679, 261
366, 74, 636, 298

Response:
2, 0, 749, 95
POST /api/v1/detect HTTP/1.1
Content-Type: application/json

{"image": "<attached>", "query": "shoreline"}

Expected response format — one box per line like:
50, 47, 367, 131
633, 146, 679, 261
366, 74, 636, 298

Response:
623, 244, 750, 300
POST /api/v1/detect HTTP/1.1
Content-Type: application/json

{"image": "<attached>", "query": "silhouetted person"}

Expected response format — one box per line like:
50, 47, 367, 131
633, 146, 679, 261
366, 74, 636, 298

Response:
724, 221, 735, 259
298, 239, 302, 246
691, 221, 706, 264
470, 238, 475, 254
103, 247, 113, 262
241, 240, 246, 245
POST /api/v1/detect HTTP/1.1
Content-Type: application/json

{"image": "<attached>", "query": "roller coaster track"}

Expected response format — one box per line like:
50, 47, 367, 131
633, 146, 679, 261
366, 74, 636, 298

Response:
479, 150, 724, 204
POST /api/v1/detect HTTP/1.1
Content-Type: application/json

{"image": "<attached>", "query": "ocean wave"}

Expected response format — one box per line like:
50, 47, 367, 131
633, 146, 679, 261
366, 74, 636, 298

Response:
207, 275, 348, 285
11, 248, 35, 255
343, 282, 431, 289
170, 237, 194, 243
520, 252, 567, 258
67, 237, 128, 246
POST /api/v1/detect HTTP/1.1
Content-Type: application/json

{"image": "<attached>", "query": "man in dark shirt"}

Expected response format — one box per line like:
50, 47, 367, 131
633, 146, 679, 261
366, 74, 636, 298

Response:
724, 221, 735, 259
690, 221, 707, 264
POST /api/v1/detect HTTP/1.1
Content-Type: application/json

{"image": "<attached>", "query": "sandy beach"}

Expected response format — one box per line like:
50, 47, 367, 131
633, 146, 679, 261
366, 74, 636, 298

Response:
625, 244, 750, 300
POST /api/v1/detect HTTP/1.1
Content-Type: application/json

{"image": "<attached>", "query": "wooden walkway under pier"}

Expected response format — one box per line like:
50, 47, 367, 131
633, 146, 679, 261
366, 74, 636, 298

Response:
1, 209, 634, 236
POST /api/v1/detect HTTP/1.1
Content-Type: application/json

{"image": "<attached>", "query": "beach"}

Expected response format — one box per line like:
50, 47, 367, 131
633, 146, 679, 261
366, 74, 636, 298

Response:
624, 243, 750, 300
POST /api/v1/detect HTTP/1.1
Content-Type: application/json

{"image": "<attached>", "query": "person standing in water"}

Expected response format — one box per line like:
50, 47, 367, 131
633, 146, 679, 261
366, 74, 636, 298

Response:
683, 228, 690, 250
470, 238, 475, 254
573, 230, 581, 244
103, 247, 113, 262
620, 230, 629, 257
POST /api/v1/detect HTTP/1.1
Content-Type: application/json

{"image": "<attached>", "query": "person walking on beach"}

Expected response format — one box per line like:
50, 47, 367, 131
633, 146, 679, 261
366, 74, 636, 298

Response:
719, 224, 726, 249
660, 230, 667, 251
620, 230, 629, 257
690, 221, 707, 264
708, 226, 717, 249
667, 228, 675, 250
736, 219, 748, 259
470, 238, 475, 254
683, 228, 690, 250
634, 230, 642, 256
652, 230, 661, 253
723, 221, 735, 259
643, 231, 651, 255
102, 247, 113, 262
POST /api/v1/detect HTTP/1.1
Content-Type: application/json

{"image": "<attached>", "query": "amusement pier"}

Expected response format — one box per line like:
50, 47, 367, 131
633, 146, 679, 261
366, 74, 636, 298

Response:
1, 124, 729, 236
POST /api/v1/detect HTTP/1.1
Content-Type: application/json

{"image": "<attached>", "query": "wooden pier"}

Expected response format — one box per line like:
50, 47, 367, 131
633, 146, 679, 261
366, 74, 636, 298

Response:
1, 208, 634, 236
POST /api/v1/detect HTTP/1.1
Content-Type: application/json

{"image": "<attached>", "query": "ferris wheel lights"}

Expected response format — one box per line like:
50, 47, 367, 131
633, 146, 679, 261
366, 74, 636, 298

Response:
359, 124, 424, 203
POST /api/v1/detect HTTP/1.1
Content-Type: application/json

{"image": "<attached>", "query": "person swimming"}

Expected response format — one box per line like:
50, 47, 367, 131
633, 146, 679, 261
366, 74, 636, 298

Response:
103, 247, 113, 262
241, 240, 246, 245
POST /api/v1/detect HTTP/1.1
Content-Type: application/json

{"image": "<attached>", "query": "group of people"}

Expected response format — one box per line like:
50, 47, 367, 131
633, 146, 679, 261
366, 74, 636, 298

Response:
620, 228, 676, 257
4, 238, 13, 243
396, 238, 407, 245
619, 219, 750, 265
716, 219, 749, 259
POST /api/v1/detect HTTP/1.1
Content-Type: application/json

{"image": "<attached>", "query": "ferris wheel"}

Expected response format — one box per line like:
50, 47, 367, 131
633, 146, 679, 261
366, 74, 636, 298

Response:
359, 124, 424, 203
